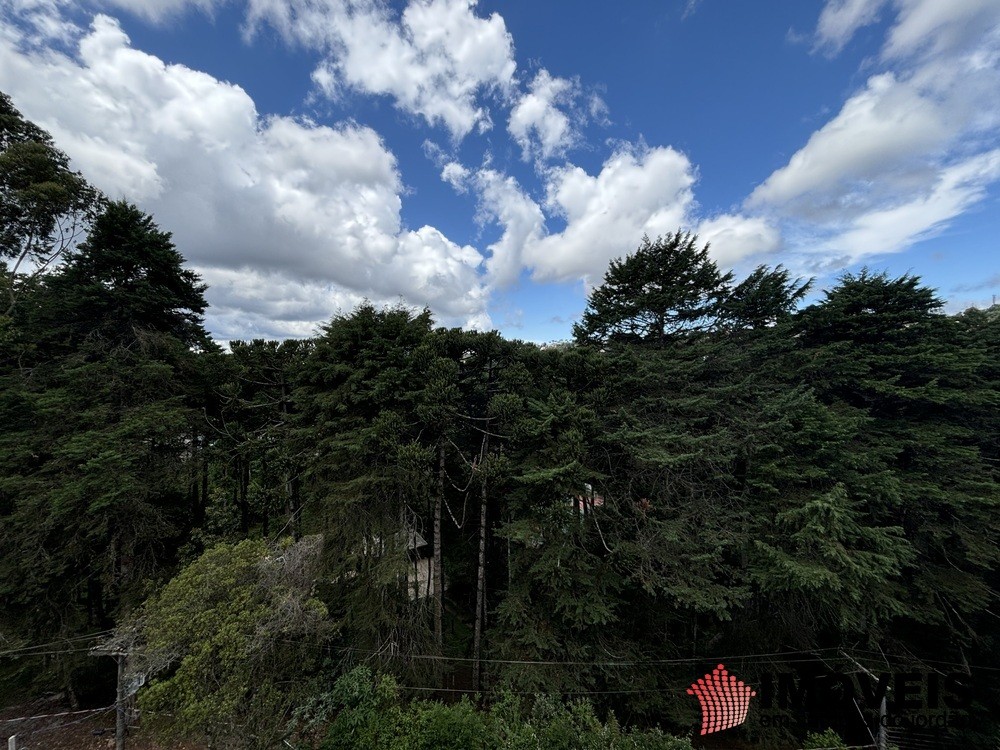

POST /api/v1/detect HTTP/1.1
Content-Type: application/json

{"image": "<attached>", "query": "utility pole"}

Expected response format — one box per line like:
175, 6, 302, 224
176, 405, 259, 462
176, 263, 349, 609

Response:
8, 734, 17, 750
840, 651, 887, 750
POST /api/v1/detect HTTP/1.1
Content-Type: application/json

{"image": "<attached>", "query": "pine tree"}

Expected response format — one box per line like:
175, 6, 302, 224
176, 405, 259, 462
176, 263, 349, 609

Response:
294, 303, 440, 671
573, 232, 733, 346
0, 201, 213, 697
794, 271, 999, 647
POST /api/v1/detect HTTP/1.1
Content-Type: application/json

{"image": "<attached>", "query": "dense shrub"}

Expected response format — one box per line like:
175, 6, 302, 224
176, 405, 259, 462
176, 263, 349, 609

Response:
304, 668, 694, 750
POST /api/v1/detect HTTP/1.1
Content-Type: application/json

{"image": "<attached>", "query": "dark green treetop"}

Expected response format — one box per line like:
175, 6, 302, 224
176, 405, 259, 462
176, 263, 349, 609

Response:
573, 232, 733, 346
38, 200, 210, 351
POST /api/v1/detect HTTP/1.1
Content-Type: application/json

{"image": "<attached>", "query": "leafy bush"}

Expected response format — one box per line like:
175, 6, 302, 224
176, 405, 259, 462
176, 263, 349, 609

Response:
803, 728, 847, 749
126, 537, 330, 749
309, 668, 693, 750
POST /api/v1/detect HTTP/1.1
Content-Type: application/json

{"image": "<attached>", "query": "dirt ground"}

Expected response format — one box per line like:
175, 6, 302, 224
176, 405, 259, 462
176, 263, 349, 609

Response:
1, 698, 205, 750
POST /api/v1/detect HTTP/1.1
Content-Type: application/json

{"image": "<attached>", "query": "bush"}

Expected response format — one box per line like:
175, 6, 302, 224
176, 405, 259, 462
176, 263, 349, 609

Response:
803, 728, 847, 749
311, 668, 694, 750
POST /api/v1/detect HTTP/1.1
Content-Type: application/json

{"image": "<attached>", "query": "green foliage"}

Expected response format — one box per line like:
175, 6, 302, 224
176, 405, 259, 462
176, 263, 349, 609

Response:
37, 200, 209, 350
294, 304, 441, 666
132, 537, 330, 749
574, 232, 733, 345
306, 668, 693, 750
802, 728, 847, 749
1, 111, 997, 748
750, 477, 913, 636
0, 199, 216, 701
721, 264, 812, 331
794, 270, 1000, 634
0, 91, 101, 314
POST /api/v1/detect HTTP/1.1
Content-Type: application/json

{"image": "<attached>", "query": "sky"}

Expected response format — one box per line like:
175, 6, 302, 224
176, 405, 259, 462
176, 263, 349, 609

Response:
2, 0, 999, 343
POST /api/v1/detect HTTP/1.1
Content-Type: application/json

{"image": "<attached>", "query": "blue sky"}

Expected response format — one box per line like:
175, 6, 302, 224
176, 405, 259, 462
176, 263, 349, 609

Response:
2, 0, 999, 342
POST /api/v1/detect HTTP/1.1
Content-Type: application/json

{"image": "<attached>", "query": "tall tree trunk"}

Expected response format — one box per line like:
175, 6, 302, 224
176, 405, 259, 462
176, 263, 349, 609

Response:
433, 440, 445, 657
239, 458, 250, 534
291, 473, 302, 540
196, 434, 208, 527
282, 382, 301, 540
472, 436, 489, 692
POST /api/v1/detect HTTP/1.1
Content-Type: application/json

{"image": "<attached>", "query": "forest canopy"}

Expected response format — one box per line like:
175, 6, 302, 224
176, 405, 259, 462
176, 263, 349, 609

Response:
1, 92, 998, 750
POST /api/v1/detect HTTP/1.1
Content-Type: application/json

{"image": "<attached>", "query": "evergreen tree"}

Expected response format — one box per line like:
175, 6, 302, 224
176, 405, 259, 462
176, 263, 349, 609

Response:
720, 264, 812, 331
35, 200, 209, 351
210, 339, 311, 540
295, 304, 440, 670
573, 232, 733, 346
794, 271, 999, 649
0, 201, 213, 699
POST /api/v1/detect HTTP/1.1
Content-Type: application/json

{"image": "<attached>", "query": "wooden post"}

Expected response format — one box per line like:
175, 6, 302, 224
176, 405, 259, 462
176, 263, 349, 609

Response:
116, 653, 126, 750
877, 695, 887, 750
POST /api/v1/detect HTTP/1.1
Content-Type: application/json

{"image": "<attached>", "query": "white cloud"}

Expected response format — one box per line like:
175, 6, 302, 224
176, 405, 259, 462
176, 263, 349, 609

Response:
0, 13, 490, 338
825, 149, 1000, 261
814, 0, 890, 54
440, 161, 469, 192
507, 69, 578, 163
469, 146, 701, 286
526, 146, 697, 282
468, 145, 784, 288
697, 214, 782, 266
884, 0, 1000, 60
198, 266, 370, 340
472, 168, 546, 286
1, 0, 81, 44
100, 0, 229, 24
755, 0, 1000, 267
245, 0, 517, 140
746, 73, 952, 218
813, 0, 1000, 59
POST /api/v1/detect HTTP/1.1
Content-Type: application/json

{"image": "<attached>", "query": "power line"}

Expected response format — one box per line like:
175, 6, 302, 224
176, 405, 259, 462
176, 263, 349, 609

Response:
837, 648, 1000, 674
22, 706, 116, 736
308, 642, 1000, 672
0, 630, 114, 659
6, 633, 998, 682
395, 684, 690, 696
0, 706, 114, 725
310, 642, 854, 667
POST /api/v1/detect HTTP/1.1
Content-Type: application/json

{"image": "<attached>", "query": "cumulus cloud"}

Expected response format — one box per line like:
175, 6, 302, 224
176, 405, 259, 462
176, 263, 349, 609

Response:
468, 145, 701, 286
245, 0, 517, 140
0, 12, 490, 338
472, 168, 545, 286
696, 214, 782, 266
440, 161, 469, 192
507, 69, 579, 163
526, 146, 697, 282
